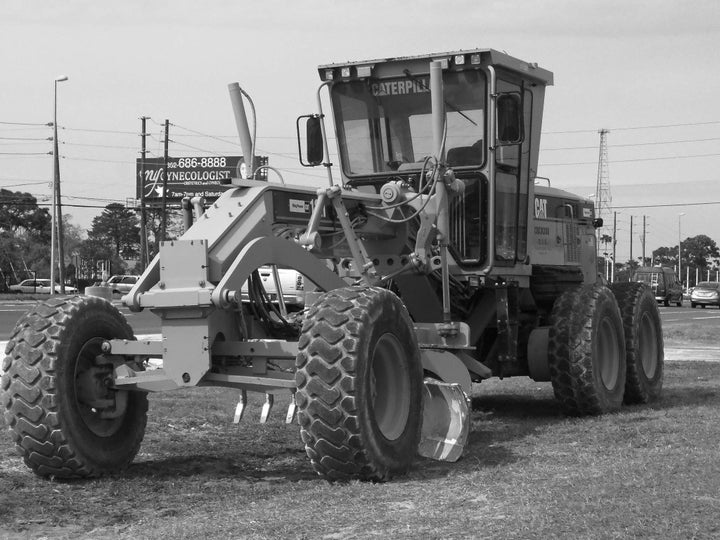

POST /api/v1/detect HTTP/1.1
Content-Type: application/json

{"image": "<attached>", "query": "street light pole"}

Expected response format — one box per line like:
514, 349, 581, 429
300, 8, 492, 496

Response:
51, 75, 68, 295
678, 212, 685, 290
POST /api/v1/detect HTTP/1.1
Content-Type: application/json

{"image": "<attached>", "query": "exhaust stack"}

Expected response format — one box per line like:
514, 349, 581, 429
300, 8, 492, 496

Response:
228, 82, 254, 181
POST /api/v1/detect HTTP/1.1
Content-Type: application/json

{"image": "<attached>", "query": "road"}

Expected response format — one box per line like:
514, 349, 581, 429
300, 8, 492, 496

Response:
0, 299, 717, 359
0, 298, 160, 341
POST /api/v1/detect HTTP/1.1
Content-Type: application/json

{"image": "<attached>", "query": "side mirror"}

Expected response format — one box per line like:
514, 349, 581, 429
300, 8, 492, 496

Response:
496, 93, 522, 144
296, 114, 324, 167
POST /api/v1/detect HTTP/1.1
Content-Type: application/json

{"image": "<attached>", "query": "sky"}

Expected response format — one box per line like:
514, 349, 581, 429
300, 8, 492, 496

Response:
1, 0, 719, 266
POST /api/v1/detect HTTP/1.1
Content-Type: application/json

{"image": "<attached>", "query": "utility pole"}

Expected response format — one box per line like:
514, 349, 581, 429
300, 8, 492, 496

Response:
612, 212, 617, 282
629, 215, 633, 267
51, 75, 68, 295
139, 116, 149, 269
642, 215, 646, 266
678, 212, 685, 283
161, 119, 169, 241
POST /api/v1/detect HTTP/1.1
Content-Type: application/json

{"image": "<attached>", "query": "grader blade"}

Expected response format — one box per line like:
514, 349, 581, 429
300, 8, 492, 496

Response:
418, 378, 470, 462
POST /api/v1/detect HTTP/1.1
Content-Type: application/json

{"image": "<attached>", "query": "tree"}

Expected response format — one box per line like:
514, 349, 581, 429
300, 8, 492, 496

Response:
655, 235, 720, 272
652, 246, 677, 268
77, 236, 118, 280
681, 234, 720, 271
90, 204, 140, 260
0, 189, 51, 239
0, 190, 52, 285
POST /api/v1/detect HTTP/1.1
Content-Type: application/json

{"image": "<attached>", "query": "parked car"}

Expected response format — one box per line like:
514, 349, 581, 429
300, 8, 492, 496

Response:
690, 281, 720, 308
632, 266, 683, 306
106, 275, 139, 294
9, 279, 78, 294
241, 266, 305, 308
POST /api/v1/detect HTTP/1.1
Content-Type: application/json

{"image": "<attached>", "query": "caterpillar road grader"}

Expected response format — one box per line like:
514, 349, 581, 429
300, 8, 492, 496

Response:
1, 48, 664, 481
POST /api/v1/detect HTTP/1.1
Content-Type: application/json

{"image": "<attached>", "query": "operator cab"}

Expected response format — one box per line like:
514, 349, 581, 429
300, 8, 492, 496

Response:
305, 49, 553, 275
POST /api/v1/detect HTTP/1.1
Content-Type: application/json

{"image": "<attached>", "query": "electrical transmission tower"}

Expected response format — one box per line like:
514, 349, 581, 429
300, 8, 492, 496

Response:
595, 129, 612, 227
595, 129, 613, 278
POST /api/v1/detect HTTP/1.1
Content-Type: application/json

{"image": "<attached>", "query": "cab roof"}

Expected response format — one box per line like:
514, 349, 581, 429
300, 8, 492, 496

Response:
317, 48, 553, 86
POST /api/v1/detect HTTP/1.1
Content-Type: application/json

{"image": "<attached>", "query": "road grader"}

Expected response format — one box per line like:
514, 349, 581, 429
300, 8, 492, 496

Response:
1, 48, 664, 481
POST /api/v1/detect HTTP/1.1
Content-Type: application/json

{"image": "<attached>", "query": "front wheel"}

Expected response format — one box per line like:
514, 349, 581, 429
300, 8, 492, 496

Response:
1, 296, 148, 478
548, 283, 626, 415
295, 286, 423, 481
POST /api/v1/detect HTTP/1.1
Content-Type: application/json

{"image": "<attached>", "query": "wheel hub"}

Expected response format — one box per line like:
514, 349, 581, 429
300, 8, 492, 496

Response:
74, 338, 129, 436
370, 333, 411, 441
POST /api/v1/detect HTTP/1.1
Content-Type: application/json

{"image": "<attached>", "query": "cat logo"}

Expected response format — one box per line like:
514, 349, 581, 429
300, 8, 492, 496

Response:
534, 197, 548, 219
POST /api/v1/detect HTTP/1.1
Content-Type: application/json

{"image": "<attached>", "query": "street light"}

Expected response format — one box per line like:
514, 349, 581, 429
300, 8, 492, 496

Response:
678, 212, 685, 291
50, 75, 68, 295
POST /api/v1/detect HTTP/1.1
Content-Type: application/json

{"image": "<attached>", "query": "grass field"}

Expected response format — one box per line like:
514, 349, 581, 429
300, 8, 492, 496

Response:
2, 357, 719, 539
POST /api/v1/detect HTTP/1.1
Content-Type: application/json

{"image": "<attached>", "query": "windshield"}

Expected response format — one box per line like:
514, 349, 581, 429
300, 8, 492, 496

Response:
634, 273, 658, 284
330, 70, 486, 176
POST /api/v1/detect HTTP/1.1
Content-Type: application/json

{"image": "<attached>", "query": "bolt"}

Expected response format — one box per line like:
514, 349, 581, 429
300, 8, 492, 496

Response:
199, 280, 206, 287
101, 341, 111, 353
158, 281, 165, 289
182, 373, 191, 383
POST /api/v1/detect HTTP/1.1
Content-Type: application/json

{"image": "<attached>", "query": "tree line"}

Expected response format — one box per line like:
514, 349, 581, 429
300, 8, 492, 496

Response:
599, 234, 720, 285
2, 186, 718, 289
0, 188, 181, 290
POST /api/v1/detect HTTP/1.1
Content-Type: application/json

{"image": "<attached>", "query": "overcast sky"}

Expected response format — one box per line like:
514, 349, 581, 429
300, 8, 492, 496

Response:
1, 0, 719, 265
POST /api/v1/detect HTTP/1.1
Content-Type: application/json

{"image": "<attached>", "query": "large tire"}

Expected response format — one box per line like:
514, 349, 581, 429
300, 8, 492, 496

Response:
548, 283, 626, 415
295, 286, 423, 481
611, 282, 664, 404
0, 296, 148, 478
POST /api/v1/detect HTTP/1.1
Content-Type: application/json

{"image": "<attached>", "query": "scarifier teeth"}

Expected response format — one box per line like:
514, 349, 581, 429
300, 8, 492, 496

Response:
285, 392, 297, 424
232, 391, 297, 424
260, 393, 274, 423
233, 390, 248, 424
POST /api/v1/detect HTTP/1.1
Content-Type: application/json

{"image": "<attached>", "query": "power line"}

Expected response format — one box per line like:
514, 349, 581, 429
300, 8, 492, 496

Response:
0, 181, 50, 188
170, 122, 241, 147
59, 125, 138, 135
168, 139, 224, 156
543, 120, 720, 135
0, 151, 50, 156
614, 200, 720, 209
542, 136, 720, 151
60, 141, 139, 150
0, 136, 51, 141
0, 121, 49, 127
541, 152, 720, 166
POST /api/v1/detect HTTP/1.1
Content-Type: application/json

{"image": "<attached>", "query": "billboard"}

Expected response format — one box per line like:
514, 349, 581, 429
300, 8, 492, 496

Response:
136, 155, 268, 204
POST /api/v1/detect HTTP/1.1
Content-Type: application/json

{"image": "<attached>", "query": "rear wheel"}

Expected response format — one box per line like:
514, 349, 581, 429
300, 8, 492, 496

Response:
1, 296, 148, 478
611, 282, 664, 404
548, 283, 626, 415
295, 286, 423, 481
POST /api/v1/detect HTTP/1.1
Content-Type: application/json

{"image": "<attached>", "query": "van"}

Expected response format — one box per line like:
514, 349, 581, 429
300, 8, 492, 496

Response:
632, 266, 683, 306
